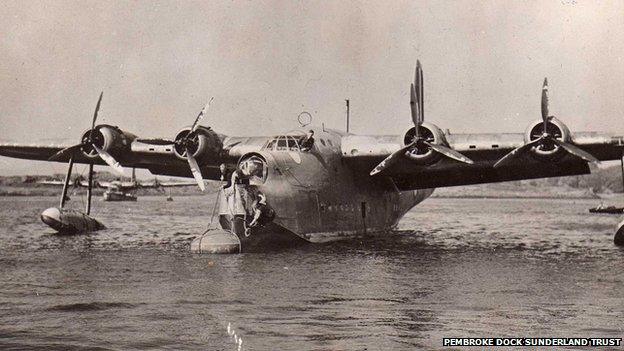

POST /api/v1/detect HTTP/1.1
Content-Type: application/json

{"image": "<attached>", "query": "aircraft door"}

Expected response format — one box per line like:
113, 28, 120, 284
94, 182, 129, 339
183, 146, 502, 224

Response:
361, 201, 367, 234
296, 190, 320, 233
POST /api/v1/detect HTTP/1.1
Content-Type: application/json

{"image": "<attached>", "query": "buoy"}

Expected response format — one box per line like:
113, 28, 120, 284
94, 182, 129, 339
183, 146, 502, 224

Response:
190, 229, 241, 254
615, 218, 624, 246
41, 207, 105, 234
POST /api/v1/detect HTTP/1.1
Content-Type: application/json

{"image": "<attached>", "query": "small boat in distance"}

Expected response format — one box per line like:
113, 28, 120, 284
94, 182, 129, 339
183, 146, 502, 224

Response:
103, 189, 138, 202
589, 204, 624, 214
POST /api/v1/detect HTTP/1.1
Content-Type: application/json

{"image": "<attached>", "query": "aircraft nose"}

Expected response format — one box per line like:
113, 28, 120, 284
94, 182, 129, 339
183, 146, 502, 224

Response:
40, 207, 62, 228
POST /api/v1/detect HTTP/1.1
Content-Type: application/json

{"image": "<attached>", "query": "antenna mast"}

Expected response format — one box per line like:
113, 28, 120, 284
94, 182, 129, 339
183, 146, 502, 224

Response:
621, 149, 624, 192
345, 99, 350, 133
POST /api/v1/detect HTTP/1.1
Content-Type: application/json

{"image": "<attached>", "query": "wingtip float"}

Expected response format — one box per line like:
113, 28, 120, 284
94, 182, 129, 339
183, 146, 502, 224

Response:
40, 207, 105, 234
615, 218, 624, 247
190, 228, 241, 254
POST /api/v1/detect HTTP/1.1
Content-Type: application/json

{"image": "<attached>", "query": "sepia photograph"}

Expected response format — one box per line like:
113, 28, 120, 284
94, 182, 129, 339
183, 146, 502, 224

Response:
1, 1, 623, 350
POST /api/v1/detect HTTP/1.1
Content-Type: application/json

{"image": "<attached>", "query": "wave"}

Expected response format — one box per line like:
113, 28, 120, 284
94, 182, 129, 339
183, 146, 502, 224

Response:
46, 301, 141, 312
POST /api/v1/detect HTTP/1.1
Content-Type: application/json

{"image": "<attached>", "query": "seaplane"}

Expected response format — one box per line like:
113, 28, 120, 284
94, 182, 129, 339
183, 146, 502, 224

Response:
1, 60, 623, 252
38, 168, 198, 202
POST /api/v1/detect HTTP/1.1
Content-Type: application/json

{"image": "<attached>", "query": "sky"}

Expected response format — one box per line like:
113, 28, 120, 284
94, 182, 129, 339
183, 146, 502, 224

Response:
1, 0, 623, 175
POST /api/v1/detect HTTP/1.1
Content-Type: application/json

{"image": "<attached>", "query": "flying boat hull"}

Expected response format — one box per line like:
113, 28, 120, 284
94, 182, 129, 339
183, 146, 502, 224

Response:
103, 191, 138, 202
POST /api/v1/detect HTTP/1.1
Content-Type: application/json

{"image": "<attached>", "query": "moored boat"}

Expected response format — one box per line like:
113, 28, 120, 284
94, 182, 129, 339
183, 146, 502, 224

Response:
103, 190, 137, 202
588, 205, 624, 214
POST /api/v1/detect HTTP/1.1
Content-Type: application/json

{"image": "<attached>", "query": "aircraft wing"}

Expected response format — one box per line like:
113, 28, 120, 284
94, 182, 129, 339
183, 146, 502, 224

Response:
342, 131, 624, 190
0, 143, 73, 161
37, 180, 70, 186
36, 178, 105, 188
0, 135, 267, 182
95, 181, 112, 188
147, 181, 200, 187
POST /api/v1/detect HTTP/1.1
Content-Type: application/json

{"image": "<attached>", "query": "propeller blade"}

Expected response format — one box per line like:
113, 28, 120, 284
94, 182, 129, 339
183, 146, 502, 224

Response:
48, 144, 84, 161
190, 97, 214, 133
136, 138, 176, 145
410, 83, 420, 130
423, 141, 474, 164
493, 137, 543, 168
416, 60, 424, 122
185, 147, 205, 191
541, 78, 549, 134
370, 144, 413, 176
92, 144, 126, 176
552, 139, 600, 164
92, 92, 104, 132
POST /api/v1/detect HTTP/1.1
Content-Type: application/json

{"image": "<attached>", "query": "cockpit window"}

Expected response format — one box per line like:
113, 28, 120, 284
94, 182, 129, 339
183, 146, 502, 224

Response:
263, 135, 303, 152
276, 137, 288, 150
287, 136, 300, 151
266, 139, 277, 150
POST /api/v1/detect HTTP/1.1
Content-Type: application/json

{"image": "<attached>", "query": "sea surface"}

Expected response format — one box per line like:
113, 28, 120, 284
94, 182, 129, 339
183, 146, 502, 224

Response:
0, 194, 623, 350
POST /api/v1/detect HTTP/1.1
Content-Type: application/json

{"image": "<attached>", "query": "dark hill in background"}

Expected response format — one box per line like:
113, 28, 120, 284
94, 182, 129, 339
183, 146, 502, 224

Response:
0, 171, 220, 196
433, 164, 623, 198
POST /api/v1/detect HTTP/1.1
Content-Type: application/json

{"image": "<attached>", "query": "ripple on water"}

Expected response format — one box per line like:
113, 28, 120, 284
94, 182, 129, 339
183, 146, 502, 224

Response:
46, 302, 143, 313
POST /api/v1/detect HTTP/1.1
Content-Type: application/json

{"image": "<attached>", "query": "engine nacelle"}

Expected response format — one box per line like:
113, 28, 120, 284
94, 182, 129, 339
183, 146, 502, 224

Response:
524, 117, 571, 160
402, 122, 448, 164
173, 126, 223, 162
80, 125, 134, 159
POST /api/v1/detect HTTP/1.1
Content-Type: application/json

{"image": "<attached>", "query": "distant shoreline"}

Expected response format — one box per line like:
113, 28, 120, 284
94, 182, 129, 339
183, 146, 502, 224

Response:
0, 191, 603, 200
431, 194, 597, 200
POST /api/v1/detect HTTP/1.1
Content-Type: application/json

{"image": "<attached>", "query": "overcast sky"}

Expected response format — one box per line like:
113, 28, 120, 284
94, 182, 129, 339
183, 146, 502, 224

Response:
1, 0, 623, 175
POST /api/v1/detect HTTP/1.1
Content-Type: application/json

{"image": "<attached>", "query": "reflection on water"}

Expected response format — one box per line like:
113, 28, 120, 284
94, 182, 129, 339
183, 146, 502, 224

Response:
0, 195, 623, 350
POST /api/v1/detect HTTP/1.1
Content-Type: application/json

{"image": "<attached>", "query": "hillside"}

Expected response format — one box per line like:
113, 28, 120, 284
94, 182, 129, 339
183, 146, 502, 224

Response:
0, 171, 220, 196
433, 164, 623, 198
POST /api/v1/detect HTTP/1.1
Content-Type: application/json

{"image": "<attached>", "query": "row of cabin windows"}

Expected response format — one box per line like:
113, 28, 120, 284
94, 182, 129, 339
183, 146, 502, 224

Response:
318, 201, 400, 214
319, 203, 371, 213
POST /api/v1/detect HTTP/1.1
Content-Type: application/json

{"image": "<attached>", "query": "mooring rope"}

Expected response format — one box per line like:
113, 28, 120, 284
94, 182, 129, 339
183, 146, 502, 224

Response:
204, 188, 222, 233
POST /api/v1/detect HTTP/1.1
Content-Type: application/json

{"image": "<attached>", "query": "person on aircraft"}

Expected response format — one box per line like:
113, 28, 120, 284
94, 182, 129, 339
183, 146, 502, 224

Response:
219, 163, 231, 188
227, 167, 251, 213
300, 130, 315, 151
232, 168, 250, 186
247, 193, 275, 235
219, 163, 227, 181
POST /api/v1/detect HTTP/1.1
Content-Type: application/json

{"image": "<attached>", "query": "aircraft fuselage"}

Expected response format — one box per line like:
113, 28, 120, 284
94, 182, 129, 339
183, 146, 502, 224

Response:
221, 127, 433, 247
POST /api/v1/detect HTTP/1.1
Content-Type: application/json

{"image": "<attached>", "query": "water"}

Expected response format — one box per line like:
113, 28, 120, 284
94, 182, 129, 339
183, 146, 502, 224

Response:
0, 195, 623, 350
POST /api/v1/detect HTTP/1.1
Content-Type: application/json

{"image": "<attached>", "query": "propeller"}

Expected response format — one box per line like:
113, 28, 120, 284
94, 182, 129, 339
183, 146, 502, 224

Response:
494, 79, 599, 168
370, 61, 474, 176
182, 98, 213, 191
48, 92, 126, 176
138, 98, 214, 190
